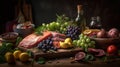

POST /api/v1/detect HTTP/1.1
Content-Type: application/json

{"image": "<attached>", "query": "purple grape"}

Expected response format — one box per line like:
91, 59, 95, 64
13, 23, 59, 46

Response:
65, 26, 81, 40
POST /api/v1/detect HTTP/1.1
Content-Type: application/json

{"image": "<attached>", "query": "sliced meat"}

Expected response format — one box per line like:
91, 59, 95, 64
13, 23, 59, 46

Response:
18, 33, 41, 48
52, 37, 65, 42
94, 49, 106, 57
18, 31, 52, 49
51, 32, 66, 38
53, 41, 60, 48
88, 48, 105, 57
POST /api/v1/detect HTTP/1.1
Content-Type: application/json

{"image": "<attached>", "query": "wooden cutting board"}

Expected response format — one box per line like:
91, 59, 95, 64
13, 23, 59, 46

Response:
18, 46, 83, 60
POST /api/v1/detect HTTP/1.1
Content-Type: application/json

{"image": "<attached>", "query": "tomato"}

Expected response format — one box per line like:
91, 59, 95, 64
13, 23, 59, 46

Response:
107, 45, 118, 54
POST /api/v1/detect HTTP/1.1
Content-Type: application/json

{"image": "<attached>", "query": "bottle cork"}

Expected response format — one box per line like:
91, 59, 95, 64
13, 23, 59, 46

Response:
77, 5, 82, 13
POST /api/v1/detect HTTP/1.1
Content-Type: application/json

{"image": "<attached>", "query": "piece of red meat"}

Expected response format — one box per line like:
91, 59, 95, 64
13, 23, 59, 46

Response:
18, 31, 52, 49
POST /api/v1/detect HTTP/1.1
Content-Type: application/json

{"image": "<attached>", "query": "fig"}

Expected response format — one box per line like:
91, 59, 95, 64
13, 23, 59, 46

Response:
97, 29, 107, 38
107, 28, 119, 38
95, 49, 105, 57
75, 52, 86, 61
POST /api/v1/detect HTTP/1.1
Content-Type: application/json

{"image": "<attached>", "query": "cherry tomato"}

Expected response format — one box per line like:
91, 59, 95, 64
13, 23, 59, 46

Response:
107, 45, 117, 54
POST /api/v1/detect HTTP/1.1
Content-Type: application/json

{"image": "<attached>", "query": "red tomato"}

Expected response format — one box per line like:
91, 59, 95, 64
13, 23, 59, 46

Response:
107, 45, 117, 54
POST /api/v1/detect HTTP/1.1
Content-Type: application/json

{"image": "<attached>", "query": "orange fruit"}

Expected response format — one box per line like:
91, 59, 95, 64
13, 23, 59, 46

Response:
13, 50, 22, 59
19, 52, 29, 62
83, 30, 92, 35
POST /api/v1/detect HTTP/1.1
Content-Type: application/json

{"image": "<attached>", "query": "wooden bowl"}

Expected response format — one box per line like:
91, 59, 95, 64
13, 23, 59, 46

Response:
0, 32, 18, 43
90, 37, 120, 50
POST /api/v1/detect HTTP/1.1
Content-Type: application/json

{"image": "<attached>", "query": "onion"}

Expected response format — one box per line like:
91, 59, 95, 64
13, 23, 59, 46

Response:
107, 28, 119, 38
97, 29, 107, 38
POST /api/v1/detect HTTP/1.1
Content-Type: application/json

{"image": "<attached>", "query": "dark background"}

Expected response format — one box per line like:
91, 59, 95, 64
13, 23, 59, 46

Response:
0, 0, 120, 34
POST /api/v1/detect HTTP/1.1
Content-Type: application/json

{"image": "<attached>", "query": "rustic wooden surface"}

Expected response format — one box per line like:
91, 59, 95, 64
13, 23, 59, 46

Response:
0, 58, 120, 67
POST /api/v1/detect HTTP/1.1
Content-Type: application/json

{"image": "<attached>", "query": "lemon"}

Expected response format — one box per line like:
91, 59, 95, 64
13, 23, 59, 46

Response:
5, 52, 15, 63
13, 50, 22, 59
19, 52, 29, 62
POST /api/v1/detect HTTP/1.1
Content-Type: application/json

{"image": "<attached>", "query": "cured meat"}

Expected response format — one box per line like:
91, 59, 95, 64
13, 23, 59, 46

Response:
51, 32, 66, 38
51, 32, 66, 48
88, 48, 105, 57
52, 37, 65, 42
18, 33, 41, 48
53, 41, 60, 48
18, 31, 52, 48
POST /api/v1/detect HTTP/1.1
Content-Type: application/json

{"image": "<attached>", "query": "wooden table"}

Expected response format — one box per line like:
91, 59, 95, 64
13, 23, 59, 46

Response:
0, 58, 120, 67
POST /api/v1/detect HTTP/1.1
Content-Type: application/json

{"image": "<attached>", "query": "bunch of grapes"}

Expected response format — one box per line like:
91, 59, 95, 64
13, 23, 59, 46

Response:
65, 25, 81, 40
73, 33, 96, 48
37, 37, 57, 52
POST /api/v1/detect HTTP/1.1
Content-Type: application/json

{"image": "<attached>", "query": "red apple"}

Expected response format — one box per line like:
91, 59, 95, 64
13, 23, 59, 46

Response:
107, 45, 118, 55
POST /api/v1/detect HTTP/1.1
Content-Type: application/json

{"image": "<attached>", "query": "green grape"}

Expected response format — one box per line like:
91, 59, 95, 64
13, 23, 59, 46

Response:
84, 44, 88, 48
73, 40, 77, 45
80, 42, 84, 47
88, 43, 92, 47
63, 28, 66, 31
83, 35, 87, 39
86, 38, 90, 43
90, 41, 96, 45
79, 33, 84, 38
81, 39, 85, 43
64, 22, 68, 25
55, 22, 60, 29
46, 24, 49, 28
42, 23, 46, 26
77, 40, 81, 46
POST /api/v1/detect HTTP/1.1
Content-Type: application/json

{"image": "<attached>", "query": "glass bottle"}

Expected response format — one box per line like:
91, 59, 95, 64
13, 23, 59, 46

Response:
89, 17, 97, 29
75, 5, 86, 32
89, 16, 102, 29
96, 16, 102, 29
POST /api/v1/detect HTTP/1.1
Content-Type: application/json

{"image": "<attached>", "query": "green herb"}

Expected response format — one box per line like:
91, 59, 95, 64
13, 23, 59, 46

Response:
15, 36, 23, 46
0, 56, 6, 64
36, 57, 46, 64
83, 53, 95, 61
26, 50, 33, 58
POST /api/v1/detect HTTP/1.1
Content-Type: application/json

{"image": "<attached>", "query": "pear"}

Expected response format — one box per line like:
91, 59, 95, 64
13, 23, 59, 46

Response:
60, 42, 69, 49
64, 38, 72, 43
